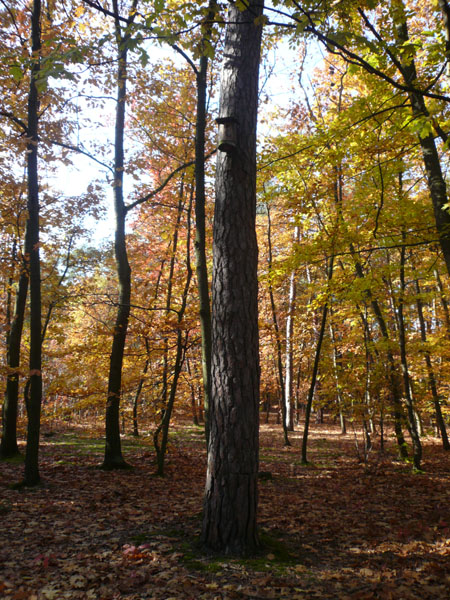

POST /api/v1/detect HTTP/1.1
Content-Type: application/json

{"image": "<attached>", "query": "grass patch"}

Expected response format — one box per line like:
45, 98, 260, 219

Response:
1, 453, 24, 464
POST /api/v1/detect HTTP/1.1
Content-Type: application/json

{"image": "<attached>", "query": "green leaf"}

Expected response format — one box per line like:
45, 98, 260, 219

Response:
9, 65, 23, 83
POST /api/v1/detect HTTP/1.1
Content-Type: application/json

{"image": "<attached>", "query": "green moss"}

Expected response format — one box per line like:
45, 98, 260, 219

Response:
1, 453, 24, 464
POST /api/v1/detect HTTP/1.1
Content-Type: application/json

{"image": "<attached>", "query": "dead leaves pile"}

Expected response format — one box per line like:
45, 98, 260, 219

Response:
1, 420, 449, 599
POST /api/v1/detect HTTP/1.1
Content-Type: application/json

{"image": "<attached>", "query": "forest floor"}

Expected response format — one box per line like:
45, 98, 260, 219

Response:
0, 416, 449, 600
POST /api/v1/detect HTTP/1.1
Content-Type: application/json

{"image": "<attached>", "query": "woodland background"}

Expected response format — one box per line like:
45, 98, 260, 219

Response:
1, 0, 450, 597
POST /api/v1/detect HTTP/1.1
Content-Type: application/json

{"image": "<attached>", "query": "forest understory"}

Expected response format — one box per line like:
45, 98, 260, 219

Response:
1, 417, 449, 600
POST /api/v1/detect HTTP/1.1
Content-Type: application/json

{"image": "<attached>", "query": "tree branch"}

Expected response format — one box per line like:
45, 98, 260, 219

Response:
0, 110, 28, 134
125, 149, 216, 214
49, 139, 114, 173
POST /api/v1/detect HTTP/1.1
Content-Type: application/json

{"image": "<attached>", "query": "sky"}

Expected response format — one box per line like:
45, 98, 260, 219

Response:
49, 9, 324, 249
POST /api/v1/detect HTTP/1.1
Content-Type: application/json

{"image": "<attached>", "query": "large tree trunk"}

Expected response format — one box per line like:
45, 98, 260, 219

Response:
24, 0, 43, 487
201, 0, 264, 556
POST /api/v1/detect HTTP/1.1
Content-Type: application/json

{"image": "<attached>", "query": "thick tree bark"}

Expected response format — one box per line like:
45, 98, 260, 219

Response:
202, 0, 264, 556
103, 0, 137, 469
1, 237, 29, 458
24, 0, 43, 487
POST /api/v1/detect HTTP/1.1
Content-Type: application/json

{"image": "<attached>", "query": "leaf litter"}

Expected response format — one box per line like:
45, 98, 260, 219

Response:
0, 419, 449, 599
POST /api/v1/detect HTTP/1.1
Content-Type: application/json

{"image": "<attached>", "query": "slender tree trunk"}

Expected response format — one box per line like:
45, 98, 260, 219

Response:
132, 338, 150, 437
415, 278, 450, 450
160, 178, 185, 429
397, 237, 422, 470
351, 249, 408, 459
194, 0, 217, 448
24, 0, 43, 487
1, 237, 28, 458
392, 1, 450, 276
202, 0, 264, 556
285, 226, 300, 432
438, 0, 450, 75
266, 207, 290, 445
154, 188, 193, 476
434, 269, 450, 336
329, 315, 346, 434
103, 0, 138, 469
301, 257, 334, 464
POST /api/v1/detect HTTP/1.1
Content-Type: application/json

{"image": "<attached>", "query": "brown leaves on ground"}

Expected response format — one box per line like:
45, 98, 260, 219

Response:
1, 419, 449, 599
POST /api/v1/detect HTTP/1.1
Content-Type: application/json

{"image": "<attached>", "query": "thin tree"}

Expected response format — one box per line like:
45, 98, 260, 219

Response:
1, 231, 28, 458
301, 256, 334, 464
24, 0, 43, 486
414, 276, 450, 450
102, 0, 138, 469
397, 233, 422, 470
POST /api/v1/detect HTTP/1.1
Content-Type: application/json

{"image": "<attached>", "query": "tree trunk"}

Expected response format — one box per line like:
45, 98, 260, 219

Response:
301, 256, 334, 464
285, 226, 300, 432
266, 207, 290, 445
202, 0, 264, 556
391, 1, 450, 276
103, 0, 137, 469
351, 249, 408, 459
329, 315, 346, 435
415, 278, 450, 450
154, 188, 193, 476
23, 0, 43, 487
434, 269, 450, 336
397, 237, 422, 470
132, 338, 150, 437
1, 237, 29, 458
194, 0, 217, 447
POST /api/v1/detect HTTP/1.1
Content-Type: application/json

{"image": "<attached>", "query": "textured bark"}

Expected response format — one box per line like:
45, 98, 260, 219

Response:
103, 0, 137, 469
24, 0, 43, 487
202, 0, 264, 556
